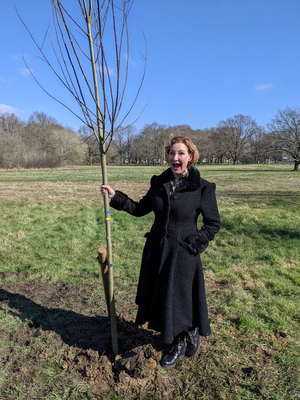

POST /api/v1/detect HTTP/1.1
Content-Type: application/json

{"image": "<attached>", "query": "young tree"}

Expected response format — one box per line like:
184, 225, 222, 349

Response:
18, 0, 147, 355
268, 107, 300, 171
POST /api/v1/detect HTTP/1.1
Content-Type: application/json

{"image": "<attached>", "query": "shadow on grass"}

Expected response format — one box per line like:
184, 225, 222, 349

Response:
257, 227, 300, 240
0, 288, 165, 359
221, 213, 300, 241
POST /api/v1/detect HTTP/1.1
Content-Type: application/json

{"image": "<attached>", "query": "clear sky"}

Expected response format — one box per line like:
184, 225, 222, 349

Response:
1, 0, 299, 132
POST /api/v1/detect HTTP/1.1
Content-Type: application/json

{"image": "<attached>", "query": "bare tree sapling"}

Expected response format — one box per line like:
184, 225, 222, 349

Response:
17, 0, 147, 356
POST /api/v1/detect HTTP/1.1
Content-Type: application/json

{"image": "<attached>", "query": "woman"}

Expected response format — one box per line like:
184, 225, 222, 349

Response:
101, 136, 221, 369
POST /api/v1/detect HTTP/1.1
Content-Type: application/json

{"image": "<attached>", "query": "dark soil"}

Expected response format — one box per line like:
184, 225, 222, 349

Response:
0, 272, 180, 398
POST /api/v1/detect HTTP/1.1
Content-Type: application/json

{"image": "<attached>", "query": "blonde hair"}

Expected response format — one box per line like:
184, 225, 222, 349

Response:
165, 136, 199, 166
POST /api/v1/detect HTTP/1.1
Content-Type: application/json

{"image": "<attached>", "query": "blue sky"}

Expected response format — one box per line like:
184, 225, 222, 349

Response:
1, 0, 299, 132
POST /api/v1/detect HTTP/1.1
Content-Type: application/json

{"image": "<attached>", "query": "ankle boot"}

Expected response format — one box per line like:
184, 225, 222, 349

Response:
185, 327, 200, 357
161, 334, 186, 369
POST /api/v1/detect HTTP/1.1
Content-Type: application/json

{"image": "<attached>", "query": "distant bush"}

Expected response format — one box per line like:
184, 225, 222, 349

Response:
22, 154, 63, 169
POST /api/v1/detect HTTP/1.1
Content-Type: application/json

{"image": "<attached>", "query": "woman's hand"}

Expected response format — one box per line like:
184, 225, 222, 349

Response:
101, 184, 116, 199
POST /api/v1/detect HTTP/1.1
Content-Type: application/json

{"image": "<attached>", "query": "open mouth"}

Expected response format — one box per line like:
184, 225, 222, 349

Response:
172, 162, 181, 170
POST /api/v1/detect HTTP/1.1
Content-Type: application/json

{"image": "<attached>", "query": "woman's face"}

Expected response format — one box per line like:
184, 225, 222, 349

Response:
168, 142, 192, 178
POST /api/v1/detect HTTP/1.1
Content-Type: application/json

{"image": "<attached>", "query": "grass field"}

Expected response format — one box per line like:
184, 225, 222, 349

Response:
0, 164, 299, 399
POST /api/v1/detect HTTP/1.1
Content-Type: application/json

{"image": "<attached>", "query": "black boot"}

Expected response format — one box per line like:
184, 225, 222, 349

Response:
185, 327, 200, 357
161, 334, 186, 369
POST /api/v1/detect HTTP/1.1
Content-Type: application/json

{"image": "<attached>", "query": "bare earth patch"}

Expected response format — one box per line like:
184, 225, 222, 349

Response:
0, 273, 179, 398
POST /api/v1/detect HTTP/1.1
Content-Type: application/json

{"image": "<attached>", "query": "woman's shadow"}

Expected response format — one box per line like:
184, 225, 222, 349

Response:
0, 288, 165, 358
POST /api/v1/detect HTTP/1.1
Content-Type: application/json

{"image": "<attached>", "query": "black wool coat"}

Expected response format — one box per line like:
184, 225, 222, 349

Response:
110, 166, 221, 344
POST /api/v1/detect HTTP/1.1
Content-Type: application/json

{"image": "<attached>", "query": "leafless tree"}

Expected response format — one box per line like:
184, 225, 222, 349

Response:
28, 111, 58, 127
138, 122, 169, 164
50, 128, 87, 164
112, 128, 127, 164
193, 128, 216, 164
24, 112, 61, 157
122, 125, 137, 161
268, 107, 300, 171
78, 125, 101, 164
209, 128, 229, 164
112, 125, 137, 164
0, 113, 26, 168
246, 126, 266, 163
217, 115, 259, 164
0, 129, 23, 168
17, 0, 147, 354
0, 113, 24, 134
167, 124, 193, 138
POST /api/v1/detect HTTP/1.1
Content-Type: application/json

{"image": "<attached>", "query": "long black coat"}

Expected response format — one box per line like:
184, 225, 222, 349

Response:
110, 166, 221, 344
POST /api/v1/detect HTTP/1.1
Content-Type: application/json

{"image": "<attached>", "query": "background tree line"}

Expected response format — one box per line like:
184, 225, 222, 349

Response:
0, 111, 87, 169
1, 106, 299, 171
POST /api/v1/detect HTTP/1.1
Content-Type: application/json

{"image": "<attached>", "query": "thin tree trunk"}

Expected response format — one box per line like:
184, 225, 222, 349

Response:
101, 151, 118, 355
85, 3, 118, 356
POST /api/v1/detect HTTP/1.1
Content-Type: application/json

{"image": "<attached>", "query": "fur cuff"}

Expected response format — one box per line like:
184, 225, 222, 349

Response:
185, 231, 209, 254
110, 190, 128, 210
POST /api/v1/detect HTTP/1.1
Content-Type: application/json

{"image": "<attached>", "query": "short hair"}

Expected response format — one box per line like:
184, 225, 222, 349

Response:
165, 136, 199, 166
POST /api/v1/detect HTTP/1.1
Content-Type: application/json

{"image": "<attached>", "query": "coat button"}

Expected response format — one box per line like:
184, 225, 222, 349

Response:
173, 196, 177, 200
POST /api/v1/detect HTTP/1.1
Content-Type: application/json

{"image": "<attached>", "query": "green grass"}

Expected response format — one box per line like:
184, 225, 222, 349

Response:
0, 163, 299, 399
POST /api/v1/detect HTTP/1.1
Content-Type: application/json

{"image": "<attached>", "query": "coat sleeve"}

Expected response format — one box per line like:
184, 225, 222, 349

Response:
184, 182, 221, 254
109, 178, 154, 217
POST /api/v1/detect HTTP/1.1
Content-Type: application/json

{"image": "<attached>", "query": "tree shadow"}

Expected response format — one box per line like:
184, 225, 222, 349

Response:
257, 227, 300, 240
0, 288, 165, 359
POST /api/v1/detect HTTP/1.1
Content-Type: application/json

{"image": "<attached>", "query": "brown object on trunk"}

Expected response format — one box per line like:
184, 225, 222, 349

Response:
97, 247, 110, 317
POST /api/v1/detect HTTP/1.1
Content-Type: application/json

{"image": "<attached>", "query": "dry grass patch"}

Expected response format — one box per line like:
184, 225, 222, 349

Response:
0, 180, 151, 205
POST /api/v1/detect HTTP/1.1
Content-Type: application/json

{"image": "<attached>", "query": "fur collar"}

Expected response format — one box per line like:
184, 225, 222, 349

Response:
154, 166, 202, 190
